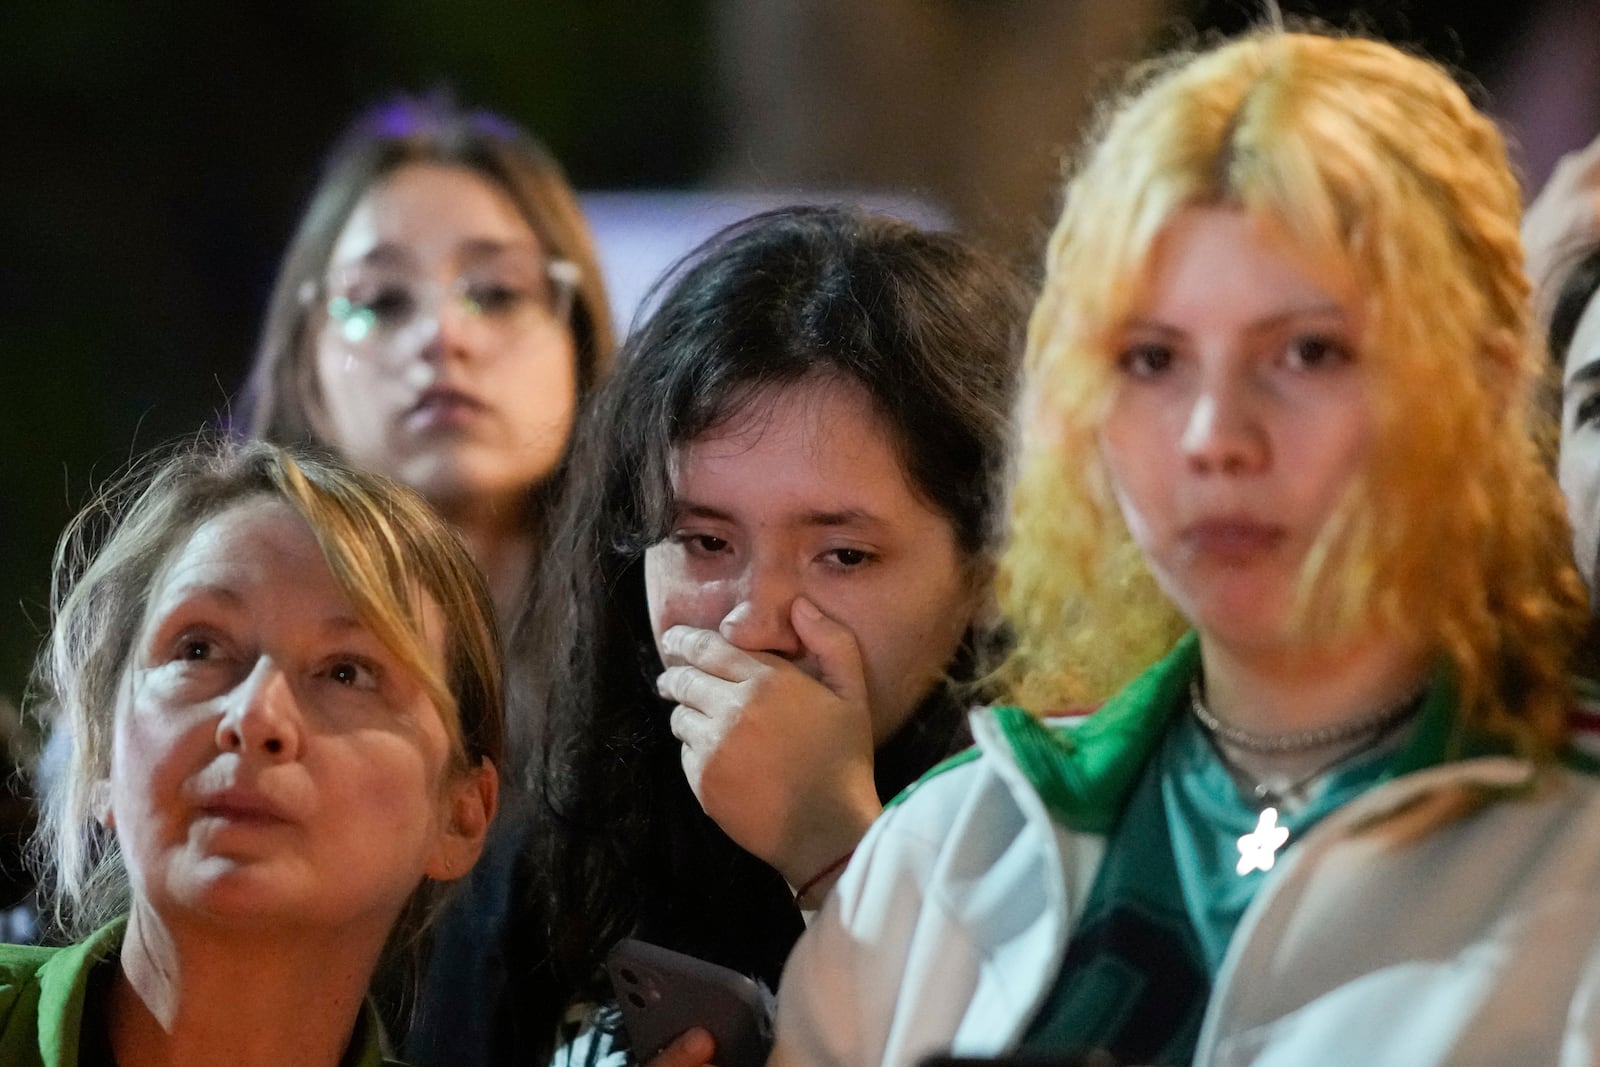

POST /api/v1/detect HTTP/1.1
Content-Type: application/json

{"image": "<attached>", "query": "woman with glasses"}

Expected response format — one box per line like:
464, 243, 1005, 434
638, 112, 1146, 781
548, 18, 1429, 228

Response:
241, 93, 614, 1067
245, 92, 613, 638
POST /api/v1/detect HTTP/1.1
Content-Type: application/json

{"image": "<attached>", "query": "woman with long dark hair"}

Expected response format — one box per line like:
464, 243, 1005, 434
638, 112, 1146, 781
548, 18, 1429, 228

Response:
521, 205, 1027, 1066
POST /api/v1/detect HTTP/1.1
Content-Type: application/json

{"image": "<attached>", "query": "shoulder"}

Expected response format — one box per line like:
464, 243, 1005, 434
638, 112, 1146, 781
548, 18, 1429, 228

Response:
879, 701, 1115, 837
838, 705, 1098, 916
774, 706, 1101, 1067
0, 942, 57, 978
879, 707, 1035, 827
891, 704, 1092, 795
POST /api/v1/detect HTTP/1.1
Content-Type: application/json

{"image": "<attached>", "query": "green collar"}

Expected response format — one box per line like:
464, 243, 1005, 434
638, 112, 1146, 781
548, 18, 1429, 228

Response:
991, 632, 1199, 833
31, 917, 394, 1067
35, 918, 123, 1067
989, 632, 1470, 834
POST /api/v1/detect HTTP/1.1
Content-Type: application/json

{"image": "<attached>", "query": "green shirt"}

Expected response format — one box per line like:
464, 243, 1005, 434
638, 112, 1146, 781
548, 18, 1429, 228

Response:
0, 919, 400, 1067
1010, 633, 1472, 1066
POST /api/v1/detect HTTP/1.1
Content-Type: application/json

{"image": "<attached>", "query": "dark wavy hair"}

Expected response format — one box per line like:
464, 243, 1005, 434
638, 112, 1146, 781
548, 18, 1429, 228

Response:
513, 204, 1027, 1054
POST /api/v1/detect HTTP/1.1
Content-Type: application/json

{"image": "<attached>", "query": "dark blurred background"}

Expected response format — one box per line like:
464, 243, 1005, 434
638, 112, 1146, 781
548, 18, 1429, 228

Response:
4, 0, 1598, 721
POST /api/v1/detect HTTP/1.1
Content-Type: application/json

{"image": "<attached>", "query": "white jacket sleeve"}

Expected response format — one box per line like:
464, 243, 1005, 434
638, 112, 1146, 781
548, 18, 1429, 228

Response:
771, 749, 1083, 1067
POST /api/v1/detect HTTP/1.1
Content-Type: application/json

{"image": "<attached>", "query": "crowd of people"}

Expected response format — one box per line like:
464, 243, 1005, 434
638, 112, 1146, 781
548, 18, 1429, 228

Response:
11, 21, 1600, 1067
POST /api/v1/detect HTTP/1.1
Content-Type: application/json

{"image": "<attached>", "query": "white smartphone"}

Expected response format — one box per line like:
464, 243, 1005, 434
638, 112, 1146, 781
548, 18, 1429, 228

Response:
606, 938, 775, 1067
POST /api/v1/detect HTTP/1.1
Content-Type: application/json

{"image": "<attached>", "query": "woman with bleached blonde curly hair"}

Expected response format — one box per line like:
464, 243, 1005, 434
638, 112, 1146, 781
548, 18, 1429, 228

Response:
764, 28, 1600, 1067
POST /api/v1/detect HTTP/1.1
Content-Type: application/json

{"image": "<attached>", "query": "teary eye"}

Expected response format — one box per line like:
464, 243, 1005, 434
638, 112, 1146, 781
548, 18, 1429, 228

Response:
673, 532, 730, 556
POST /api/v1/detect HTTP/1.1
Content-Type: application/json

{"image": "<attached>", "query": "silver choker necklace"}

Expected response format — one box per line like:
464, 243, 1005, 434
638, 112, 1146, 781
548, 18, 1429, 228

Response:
1188, 674, 1425, 755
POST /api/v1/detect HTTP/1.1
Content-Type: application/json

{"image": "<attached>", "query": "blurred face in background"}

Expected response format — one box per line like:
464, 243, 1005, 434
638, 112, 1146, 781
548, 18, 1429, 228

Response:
1560, 290, 1600, 598
312, 162, 579, 521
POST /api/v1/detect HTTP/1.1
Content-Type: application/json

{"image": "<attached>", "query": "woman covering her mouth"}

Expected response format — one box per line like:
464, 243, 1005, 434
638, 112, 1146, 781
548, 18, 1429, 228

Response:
522, 205, 1026, 1067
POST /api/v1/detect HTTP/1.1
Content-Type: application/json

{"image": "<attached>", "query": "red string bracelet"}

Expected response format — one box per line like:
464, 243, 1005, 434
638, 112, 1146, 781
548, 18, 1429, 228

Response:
793, 848, 856, 908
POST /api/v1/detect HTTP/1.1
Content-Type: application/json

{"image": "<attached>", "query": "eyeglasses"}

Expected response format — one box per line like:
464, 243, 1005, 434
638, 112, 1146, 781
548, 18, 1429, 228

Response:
315, 253, 581, 354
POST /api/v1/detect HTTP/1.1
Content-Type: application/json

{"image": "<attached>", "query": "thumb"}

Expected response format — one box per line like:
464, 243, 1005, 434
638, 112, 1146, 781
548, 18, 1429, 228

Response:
790, 596, 869, 709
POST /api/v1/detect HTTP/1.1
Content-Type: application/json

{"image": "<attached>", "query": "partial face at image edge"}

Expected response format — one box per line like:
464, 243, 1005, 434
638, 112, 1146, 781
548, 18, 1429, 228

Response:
1560, 287, 1600, 601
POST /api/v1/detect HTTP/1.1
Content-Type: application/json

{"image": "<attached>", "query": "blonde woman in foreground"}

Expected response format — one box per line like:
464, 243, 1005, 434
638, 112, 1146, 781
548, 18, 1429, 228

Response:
8, 440, 500, 1067
769, 29, 1600, 1067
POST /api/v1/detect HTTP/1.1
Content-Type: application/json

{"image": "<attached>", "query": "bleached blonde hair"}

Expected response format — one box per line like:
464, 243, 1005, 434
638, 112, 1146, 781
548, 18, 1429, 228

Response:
1000, 30, 1587, 751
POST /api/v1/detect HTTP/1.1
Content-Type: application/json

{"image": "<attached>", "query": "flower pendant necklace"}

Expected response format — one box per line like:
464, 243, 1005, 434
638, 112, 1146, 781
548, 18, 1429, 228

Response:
1236, 808, 1290, 875
1189, 675, 1424, 875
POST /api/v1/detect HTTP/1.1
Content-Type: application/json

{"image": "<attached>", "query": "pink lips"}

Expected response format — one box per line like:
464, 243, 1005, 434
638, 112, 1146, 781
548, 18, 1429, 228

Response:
196, 788, 293, 827
406, 386, 489, 430
1180, 517, 1286, 563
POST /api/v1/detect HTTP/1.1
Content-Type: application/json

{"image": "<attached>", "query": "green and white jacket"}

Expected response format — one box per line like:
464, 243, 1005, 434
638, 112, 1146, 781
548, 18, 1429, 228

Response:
773, 635, 1600, 1067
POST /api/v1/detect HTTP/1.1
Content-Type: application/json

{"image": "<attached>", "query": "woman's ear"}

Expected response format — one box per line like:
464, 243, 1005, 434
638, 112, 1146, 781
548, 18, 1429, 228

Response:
963, 557, 1001, 631
424, 758, 498, 882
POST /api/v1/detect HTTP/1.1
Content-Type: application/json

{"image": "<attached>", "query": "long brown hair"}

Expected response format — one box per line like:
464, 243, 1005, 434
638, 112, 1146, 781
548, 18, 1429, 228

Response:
243, 90, 614, 451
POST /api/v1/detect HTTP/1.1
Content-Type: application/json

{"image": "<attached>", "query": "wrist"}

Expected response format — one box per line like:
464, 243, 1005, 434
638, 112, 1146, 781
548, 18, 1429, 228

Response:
791, 847, 856, 910
771, 789, 880, 892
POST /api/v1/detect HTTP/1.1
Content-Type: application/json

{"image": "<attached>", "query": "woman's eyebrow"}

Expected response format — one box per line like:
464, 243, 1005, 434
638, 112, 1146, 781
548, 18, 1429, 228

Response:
798, 508, 884, 529
152, 582, 245, 612
671, 501, 886, 529
456, 237, 541, 261
671, 501, 736, 524
1122, 301, 1346, 337
1240, 303, 1348, 336
336, 243, 415, 270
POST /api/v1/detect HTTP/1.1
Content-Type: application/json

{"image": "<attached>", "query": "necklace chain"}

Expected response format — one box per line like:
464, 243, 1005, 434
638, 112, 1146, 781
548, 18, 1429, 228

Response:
1188, 674, 1424, 755
1213, 728, 1395, 809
